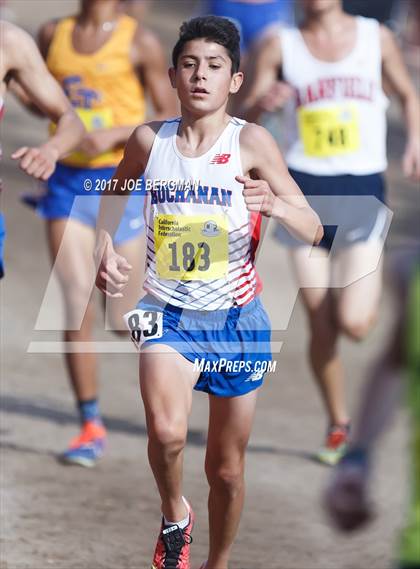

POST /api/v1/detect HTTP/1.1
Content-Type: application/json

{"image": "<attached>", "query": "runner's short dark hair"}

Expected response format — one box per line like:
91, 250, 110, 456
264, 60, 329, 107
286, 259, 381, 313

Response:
172, 16, 241, 74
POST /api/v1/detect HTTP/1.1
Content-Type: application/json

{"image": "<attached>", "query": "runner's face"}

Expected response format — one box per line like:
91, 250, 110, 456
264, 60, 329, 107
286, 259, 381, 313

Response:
302, 0, 341, 17
170, 39, 243, 115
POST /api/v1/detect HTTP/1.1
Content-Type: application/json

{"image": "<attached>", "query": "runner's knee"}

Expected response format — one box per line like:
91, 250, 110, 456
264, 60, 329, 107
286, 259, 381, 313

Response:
148, 417, 187, 453
338, 314, 375, 341
205, 458, 245, 497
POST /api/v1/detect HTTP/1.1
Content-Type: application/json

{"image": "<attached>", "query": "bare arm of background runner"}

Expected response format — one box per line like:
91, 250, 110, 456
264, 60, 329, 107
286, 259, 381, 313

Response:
235, 33, 293, 123
380, 25, 420, 181
7, 20, 59, 116
131, 25, 178, 120
2, 22, 84, 179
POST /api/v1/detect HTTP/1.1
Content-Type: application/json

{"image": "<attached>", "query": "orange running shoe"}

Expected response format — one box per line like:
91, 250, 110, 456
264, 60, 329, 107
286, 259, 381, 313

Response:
151, 499, 194, 569
59, 420, 106, 468
316, 424, 350, 466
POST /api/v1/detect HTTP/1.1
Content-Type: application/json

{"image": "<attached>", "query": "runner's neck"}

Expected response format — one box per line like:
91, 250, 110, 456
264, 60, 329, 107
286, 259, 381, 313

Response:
78, 0, 120, 30
300, 11, 357, 61
303, 8, 350, 37
176, 111, 232, 156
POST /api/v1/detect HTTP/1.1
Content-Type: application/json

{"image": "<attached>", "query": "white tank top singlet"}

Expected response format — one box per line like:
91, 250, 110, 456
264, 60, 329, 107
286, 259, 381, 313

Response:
281, 17, 388, 176
142, 117, 262, 311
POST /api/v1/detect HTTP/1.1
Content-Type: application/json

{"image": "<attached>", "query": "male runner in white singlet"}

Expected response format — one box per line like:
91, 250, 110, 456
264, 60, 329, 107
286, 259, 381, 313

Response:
95, 16, 322, 569
238, 0, 420, 465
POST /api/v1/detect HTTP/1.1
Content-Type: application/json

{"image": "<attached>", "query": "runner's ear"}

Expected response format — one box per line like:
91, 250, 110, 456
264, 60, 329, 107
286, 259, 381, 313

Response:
230, 71, 243, 95
168, 67, 177, 89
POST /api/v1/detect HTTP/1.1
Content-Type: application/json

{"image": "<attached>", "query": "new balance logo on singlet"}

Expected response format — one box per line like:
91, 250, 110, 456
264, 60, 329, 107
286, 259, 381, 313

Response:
210, 153, 231, 164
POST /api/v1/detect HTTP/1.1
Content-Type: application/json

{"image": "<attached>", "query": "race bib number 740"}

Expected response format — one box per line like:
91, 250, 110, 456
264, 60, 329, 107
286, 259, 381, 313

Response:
123, 309, 163, 349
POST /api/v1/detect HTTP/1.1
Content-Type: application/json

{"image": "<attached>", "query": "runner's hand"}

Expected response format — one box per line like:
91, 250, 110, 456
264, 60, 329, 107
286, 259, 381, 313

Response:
11, 144, 59, 180
236, 175, 275, 217
324, 461, 373, 532
402, 138, 420, 181
256, 81, 294, 113
95, 235, 132, 298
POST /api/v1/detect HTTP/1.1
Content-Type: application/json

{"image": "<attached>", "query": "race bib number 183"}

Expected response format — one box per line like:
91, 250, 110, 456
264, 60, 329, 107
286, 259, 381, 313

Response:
154, 214, 228, 281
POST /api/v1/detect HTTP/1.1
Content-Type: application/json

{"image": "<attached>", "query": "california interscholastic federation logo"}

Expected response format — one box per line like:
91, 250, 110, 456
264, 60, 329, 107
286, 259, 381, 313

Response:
201, 220, 220, 236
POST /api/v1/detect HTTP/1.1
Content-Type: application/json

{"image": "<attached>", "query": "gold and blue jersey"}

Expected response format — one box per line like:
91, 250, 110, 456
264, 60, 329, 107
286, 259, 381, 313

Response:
46, 14, 145, 168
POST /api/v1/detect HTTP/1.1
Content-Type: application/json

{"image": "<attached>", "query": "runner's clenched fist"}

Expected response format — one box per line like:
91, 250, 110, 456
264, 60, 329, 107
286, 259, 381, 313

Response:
235, 175, 276, 217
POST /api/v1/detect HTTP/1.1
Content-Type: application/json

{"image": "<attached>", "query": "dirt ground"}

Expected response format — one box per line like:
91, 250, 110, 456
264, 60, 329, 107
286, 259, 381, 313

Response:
1, 2, 419, 568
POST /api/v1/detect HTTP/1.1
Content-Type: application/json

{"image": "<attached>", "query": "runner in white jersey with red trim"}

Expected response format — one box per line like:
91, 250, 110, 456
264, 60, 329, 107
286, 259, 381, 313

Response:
238, 0, 420, 466
95, 16, 322, 569
142, 116, 262, 310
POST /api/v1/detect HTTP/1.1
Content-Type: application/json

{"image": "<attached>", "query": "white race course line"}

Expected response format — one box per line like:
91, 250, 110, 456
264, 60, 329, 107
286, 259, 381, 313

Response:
27, 341, 284, 354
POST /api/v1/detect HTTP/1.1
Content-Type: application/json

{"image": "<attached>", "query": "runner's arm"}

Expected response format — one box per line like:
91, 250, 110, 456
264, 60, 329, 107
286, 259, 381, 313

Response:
239, 124, 323, 245
3, 22, 84, 179
236, 33, 292, 123
95, 122, 156, 297
380, 25, 420, 180
6, 19, 57, 116
132, 25, 178, 119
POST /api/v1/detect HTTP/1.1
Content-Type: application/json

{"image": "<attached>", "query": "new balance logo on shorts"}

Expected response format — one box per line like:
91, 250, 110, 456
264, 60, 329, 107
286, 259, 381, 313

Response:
245, 370, 265, 382
210, 153, 231, 164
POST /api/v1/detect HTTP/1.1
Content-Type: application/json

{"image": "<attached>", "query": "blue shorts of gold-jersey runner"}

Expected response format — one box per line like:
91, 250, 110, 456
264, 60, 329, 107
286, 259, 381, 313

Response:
138, 293, 272, 397
24, 163, 145, 245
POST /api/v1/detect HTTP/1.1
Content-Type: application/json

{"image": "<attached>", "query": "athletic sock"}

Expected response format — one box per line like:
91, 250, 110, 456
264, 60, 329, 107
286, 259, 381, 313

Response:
164, 513, 190, 530
163, 497, 190, 529
330, 422, 351, 432
78, 399, 101, 424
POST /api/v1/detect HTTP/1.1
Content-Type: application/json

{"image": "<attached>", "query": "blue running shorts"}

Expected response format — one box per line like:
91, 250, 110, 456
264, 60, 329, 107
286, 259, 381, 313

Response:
205, 0, 294, 51
134, 293, 272, 397
275, 169, 388, 251
27, 163, 145, 245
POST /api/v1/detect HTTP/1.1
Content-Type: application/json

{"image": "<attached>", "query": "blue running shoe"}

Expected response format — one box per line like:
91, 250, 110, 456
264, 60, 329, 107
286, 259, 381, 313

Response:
59, 420, 106, 468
